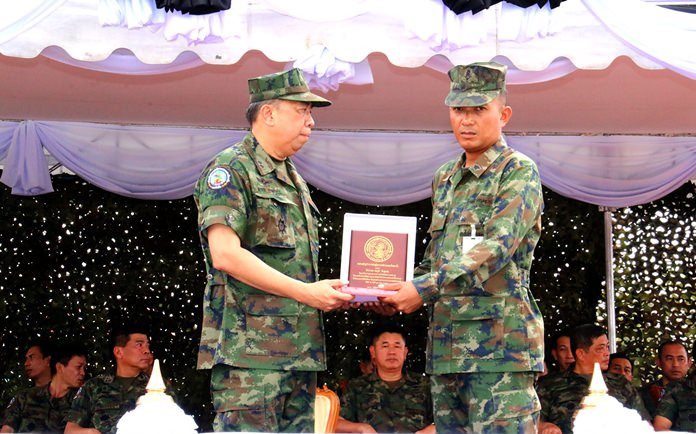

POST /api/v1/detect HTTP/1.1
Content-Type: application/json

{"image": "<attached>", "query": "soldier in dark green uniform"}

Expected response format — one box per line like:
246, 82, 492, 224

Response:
337, 324, 434, 434
23, 340, 53, 388
640, 340, 692, 418
536, 324, 649, 434
1, 345, 86, 433
654, 371, 696, 432
65, 328, 153, 434
383, 62, 544, 433
193, 68, 353, 433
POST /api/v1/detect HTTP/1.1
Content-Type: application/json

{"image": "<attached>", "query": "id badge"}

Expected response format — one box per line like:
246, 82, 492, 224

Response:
462, 224, 483, 255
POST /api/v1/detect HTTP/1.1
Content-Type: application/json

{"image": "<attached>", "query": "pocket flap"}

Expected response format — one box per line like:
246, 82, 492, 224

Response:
240, 293, 299, 316
450, 296, 505, 320
255, 189, 296, 206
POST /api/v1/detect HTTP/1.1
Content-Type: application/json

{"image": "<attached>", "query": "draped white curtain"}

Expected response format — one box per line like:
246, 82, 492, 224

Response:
582, 0, 696, 79
1, 0, 684, 81
2, 121, 694, 207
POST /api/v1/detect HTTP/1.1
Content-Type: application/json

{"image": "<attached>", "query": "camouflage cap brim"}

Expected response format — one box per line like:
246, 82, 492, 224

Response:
444, 89, 501, 107
279, 92, 332, 107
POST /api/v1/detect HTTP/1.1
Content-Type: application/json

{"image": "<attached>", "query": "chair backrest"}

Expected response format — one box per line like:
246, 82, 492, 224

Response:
314, 385, 340, 433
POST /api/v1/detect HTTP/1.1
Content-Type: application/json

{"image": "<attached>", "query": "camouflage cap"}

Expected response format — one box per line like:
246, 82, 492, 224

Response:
248, 68, 332, 107
445, 62, 507, 107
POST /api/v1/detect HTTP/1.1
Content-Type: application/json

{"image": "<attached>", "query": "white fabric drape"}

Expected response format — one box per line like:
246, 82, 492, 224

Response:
0, 0, 67, 45
582, 0, 696, 78
0, 0, 668, 72
41, 47, 205, 75
1, 120, 694, 207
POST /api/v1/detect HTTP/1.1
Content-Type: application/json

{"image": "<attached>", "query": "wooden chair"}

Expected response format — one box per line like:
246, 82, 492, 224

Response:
314, 385, 340, 433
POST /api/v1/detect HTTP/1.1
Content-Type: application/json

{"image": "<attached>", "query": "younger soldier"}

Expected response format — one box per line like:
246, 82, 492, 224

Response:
1, 345, 86, 433
24, 340, 53, 387
65, 328, 153, 434
608, 352, 634, 382
550, 332, 575, 373
337, 324, 434, 434
383, 62, 545, 433
640, 340, 692, 417
536, 324, 649, 434
654, 366, 696, 431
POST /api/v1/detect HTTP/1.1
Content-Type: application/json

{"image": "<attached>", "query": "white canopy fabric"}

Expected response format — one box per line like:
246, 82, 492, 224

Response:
0, 0, 695, 207
0, 0, 674, 73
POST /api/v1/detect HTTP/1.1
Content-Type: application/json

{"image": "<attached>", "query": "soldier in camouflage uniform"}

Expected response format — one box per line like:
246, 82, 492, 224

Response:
337, 324, 434, 434
640, 340, 692, 418
536, 324, 650, 434
193, 68, 353, 433
1, 345, 87, 433
654, 371, 696, 431
383, 62, 544, 433
65, 328, 153, 434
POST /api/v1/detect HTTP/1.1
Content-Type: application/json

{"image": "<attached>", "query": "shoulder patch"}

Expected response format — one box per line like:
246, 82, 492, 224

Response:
207, 167, 231, 190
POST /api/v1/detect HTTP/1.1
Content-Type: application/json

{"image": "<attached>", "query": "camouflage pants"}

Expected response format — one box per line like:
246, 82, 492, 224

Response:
431, 371, 540, 434
210, 365, 316, 433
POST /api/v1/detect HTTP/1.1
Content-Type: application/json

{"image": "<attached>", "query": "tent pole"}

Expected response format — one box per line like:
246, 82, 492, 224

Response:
600, 206, 617, 353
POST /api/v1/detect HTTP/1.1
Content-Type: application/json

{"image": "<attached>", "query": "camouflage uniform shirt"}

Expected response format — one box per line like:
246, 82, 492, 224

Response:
2, 384, 77, 433
194, 133, 325, 371
412, 137, 545, 375
340, 371, 433, 433
65, 373, 149, 434
536, 368, 650, 434
655, 372, 696, 431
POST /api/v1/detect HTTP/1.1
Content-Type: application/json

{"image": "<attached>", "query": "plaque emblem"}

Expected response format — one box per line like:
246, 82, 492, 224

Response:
363, 236, 394, 263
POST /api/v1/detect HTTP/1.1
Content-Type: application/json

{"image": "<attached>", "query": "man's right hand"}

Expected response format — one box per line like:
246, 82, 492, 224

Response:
537, 421, 561, 434
352, 423, 378, 433
301, 279, 354, 311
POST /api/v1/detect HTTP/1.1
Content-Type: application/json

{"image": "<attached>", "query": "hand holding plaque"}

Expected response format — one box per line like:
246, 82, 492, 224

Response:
339, 213, 417, 302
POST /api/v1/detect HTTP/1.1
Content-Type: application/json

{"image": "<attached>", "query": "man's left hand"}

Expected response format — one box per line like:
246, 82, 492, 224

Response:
380, 281, 424, 314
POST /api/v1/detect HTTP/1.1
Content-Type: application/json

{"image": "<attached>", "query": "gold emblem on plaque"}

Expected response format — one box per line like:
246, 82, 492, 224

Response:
364, 236, 394, 263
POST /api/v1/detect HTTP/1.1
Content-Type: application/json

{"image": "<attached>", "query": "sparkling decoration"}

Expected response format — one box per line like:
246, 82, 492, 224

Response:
0, 174, 693, 431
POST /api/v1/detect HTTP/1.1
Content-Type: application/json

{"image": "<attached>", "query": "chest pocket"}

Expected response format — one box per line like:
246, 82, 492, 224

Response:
240, 293, 299, 357
253, 190, 296, 248
92, 402, 123, 433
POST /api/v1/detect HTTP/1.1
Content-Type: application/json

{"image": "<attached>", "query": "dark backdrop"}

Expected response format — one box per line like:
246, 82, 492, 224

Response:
1, 173, 693, 431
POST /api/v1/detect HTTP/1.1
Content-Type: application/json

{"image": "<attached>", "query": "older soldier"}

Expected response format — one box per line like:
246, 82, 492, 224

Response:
536, 324, 649, 434
640, 340, 692, 417
654, 369, 696, 431
337, 324, 434, 434
65, 328, 153, 434
1, 345, 86, 433
382, 62, 545, 433
194, 68, 353, 433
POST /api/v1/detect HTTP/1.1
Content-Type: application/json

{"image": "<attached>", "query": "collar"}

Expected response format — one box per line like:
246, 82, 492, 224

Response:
244, 133, 294, 187
466, 136, 508, 178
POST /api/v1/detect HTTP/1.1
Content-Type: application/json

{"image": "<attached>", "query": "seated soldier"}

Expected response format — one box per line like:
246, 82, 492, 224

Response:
608, 352, 634, 382
1, 344, 86, 433
536, 324, 650, 434
639, 340, 692, 418
653, 368, 696, 432
24, 340, 53, 388
549, 331, 575, 373
65, 326, 154, 434
336, 324, 434, 434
